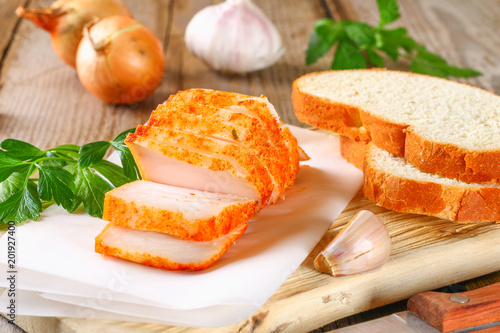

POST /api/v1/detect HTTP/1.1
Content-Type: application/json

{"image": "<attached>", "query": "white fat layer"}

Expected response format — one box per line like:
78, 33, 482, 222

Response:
137, 127, 251, 177
132, 144, 260, 200
113, 180, 252, 221
145, 126, 280, 203
101, 224, 246, 264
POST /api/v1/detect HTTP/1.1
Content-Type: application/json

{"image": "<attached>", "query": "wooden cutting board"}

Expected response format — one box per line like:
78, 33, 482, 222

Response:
11, 189, 500, 333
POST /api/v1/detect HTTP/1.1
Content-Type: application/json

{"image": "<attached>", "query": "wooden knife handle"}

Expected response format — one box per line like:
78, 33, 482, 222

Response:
407, 282, 500, 332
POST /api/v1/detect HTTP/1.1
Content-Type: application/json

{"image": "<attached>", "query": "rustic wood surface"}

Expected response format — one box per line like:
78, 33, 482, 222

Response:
1, 0, 500, 332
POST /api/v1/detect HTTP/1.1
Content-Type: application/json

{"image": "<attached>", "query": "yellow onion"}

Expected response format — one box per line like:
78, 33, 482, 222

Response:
16, 0, 132, 68
76, 16, 165, 105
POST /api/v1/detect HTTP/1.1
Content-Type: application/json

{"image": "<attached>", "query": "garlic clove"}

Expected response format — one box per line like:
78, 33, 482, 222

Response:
314, 210, 391, 276
184, 0, 284, 74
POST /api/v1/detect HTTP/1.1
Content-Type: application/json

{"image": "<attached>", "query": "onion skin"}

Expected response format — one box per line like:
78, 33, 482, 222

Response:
76, 16, 165, 105
16, 0, 132, 68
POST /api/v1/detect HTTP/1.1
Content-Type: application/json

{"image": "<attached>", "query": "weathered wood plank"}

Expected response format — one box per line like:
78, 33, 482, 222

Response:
0, 0, 27, 70
0, 0, 171, 148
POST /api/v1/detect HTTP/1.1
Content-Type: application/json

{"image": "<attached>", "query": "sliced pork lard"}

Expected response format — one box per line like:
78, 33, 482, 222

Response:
125, 129, 274, 206
149, 103, 292, 201
103, 180, 257, 241
95, 223, 247, 271
167, 89, 300, 186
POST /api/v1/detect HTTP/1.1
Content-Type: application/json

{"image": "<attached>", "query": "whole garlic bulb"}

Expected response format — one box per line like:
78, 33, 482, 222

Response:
184, 0, 285, 74
314, 210, 391, 276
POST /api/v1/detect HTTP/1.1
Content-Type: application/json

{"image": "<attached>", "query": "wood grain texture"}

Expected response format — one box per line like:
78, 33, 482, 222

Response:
0, 0, 27, 74
1, 0, 500, 332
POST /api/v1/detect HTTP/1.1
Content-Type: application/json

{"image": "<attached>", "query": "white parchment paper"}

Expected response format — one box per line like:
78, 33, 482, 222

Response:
0, 126, 363, 327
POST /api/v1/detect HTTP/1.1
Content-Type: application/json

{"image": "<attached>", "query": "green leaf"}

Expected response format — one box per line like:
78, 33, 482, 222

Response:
73, 167, 113, 218
53, 144, 81, 152
366, 48, 384, 67
433, 64, 481, 78
37, 165, 75, 210
112, 128, 136, 143
410, 59, 448, 78
416, 47, 447, 64
0, 151, 29, 183
377, 0, 401, 27
78, 141, 111, 168
331, 38, 367, 70
108, 127, 141, 180
0, 172, 24, 202
306, 31, 334, 65
109, 142, 141, 181
306, 19, 346, 65
0, 181, 42, 223
345, 22, 376, 48
42, 152, 67, 168
0, 139, 44, 161
93, 160, 131, 188
411, 58, 481, 78
376, 27, 412, 61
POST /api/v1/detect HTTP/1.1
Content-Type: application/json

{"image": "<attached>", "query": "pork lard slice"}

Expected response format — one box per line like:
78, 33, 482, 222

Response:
95, 222, 247, 271
126, 130, 274, 206
103, 180, 257, 241
167, 89, 300, 187
148, 102, 291, 202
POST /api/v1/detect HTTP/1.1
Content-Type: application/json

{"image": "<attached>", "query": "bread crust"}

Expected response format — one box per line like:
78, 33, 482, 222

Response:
405, 128, 500, 184
339, 135, 365, 170
292, 79, 370, 142
292, 69, 500, 184
363, 145, 500, 223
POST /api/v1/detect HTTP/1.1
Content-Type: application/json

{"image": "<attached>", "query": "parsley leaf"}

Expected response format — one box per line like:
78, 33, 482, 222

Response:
37, 165, 75, 210
110, 128, 141, 180
0, 172, 24, 202
332, 38, 367, 69
0, 151, 29, 183
78, 141, 111, 168
345, 22, 376, 49
377, 0, 401, 27
93, 160, 131, 188
0, 139, 44, 161
305, 0, 481, 79
0, 180, 42, 224
0, 128, 140, 223
306, 19, 346, 65
73, 167, 113, 218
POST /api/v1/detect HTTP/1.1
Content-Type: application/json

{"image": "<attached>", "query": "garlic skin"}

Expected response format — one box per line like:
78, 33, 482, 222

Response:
314, 210, 391, 276
184, 0, 284, 74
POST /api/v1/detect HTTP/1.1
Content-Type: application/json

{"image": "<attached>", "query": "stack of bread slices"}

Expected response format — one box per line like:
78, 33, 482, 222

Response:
293, 69, 500, 223
95, 89, 303, 271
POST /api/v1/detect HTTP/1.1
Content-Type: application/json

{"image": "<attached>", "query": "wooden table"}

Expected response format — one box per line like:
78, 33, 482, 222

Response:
1, 0, 500, 332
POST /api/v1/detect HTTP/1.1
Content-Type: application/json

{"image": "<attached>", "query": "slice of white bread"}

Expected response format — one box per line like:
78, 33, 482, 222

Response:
364, 144, 500, 222
293, 69, 500, 184
103, 180, 257, 242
